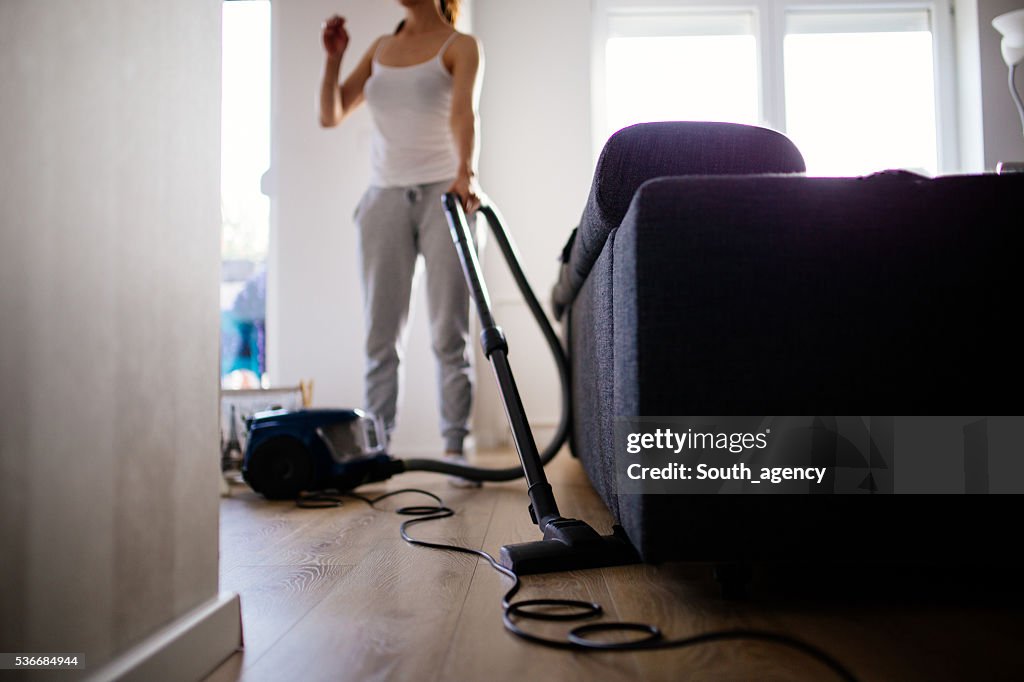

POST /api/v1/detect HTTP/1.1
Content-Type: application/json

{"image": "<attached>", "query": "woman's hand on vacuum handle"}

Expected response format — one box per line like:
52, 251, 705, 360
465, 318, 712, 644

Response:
448, 170, 482, 215
322, 15, 349, 59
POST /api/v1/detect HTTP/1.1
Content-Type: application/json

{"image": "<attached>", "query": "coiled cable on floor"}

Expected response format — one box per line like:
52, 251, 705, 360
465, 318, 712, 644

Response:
298, 489, 858, 682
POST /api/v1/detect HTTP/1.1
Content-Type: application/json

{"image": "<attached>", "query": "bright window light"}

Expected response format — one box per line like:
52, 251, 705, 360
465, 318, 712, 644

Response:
221, 0, 271, 388
784, 11, 938, 176
221, 0, 271, 264
604, 13, 759, 142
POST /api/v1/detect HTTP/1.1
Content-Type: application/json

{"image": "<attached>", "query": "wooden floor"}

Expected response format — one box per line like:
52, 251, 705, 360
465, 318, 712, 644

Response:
205, 450, 1021, 682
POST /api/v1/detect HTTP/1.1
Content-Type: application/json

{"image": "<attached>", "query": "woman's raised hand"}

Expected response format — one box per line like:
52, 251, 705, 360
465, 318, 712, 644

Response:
322, 15, 350, 59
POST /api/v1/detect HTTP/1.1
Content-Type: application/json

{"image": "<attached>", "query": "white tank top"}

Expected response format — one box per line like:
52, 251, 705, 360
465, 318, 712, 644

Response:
363, 32, 460, 188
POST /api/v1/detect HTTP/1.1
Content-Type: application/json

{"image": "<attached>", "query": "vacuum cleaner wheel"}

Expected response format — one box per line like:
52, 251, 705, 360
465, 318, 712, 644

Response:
247, 436, 313, 499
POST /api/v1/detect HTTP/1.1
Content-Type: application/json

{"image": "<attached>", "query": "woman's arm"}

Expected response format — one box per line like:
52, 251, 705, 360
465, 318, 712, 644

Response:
319, 16, 380, 128
447, 34, 484, 211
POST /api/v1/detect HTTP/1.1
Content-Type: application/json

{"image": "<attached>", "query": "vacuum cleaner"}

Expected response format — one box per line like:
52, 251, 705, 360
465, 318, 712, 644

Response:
243, 193, 638, 575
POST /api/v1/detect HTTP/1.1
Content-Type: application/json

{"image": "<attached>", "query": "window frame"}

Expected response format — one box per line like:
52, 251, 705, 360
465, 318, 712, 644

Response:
592, 0, 958, 173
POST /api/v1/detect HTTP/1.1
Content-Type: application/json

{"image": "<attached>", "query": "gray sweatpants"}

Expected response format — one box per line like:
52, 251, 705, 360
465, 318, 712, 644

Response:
354, 179, 476, 453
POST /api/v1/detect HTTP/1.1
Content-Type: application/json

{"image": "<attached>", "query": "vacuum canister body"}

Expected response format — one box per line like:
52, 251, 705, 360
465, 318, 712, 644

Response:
242, 408, 392, 498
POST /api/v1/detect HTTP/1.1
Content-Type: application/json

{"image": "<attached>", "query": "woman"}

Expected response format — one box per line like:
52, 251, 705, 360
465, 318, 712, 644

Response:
319, 0, 483, 480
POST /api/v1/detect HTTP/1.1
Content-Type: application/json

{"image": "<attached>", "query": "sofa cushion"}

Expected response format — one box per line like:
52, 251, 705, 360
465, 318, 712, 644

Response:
589, 170, 1024, 562
552, 121, 806, 319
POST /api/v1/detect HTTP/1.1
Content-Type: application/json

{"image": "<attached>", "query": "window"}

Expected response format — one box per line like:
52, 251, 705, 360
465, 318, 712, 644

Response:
221, 0, 271, 388
595, 1, 955, 176
603, 12, 759, 139
784, 10, 938, 176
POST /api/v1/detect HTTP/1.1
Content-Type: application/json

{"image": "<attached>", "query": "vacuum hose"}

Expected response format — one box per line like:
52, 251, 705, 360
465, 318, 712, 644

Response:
401, 197, 571, 481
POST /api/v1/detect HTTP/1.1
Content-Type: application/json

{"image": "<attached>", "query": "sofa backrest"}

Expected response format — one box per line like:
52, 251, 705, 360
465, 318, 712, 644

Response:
552, 121, 806, 318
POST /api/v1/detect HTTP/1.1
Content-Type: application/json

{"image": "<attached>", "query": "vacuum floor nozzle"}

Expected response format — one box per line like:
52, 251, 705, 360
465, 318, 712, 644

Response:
499, 519, 639, 575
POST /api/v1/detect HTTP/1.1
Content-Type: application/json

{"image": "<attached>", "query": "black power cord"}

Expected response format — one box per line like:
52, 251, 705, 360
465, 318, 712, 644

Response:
297, 489, 858, 682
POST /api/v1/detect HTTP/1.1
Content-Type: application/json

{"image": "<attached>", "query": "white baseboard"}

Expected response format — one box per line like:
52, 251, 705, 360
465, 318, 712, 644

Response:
86, 592, 242, 682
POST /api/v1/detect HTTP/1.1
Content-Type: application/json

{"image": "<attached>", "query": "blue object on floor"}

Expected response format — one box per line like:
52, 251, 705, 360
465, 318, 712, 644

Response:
242, 408, 395, 499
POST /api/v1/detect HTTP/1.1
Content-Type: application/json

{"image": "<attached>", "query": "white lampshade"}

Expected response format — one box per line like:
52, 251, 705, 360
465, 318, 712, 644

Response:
993, 8, 1024, 67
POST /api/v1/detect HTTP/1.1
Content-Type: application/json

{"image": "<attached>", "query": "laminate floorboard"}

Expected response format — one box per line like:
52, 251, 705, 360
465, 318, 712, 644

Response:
220, 564, 349, 665
206, 449, 1022, 682
441, 489, 638, 682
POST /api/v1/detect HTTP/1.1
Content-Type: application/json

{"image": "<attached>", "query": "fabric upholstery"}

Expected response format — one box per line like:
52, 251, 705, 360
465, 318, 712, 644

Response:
552, 122, 806, 319
566, 168, 1024, 562
567, 234, 620, 524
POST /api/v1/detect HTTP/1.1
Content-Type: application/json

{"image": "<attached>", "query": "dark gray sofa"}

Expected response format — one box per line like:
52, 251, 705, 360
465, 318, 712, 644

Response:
554, 122, 1024, 564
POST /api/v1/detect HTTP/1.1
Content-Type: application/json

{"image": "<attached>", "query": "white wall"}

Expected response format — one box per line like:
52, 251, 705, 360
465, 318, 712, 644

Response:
957, 0, 987, 171
472, 0, 595, 446
978, 0, 1024, 168
955, 0, 1024, 170
0, 0, 223, 670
